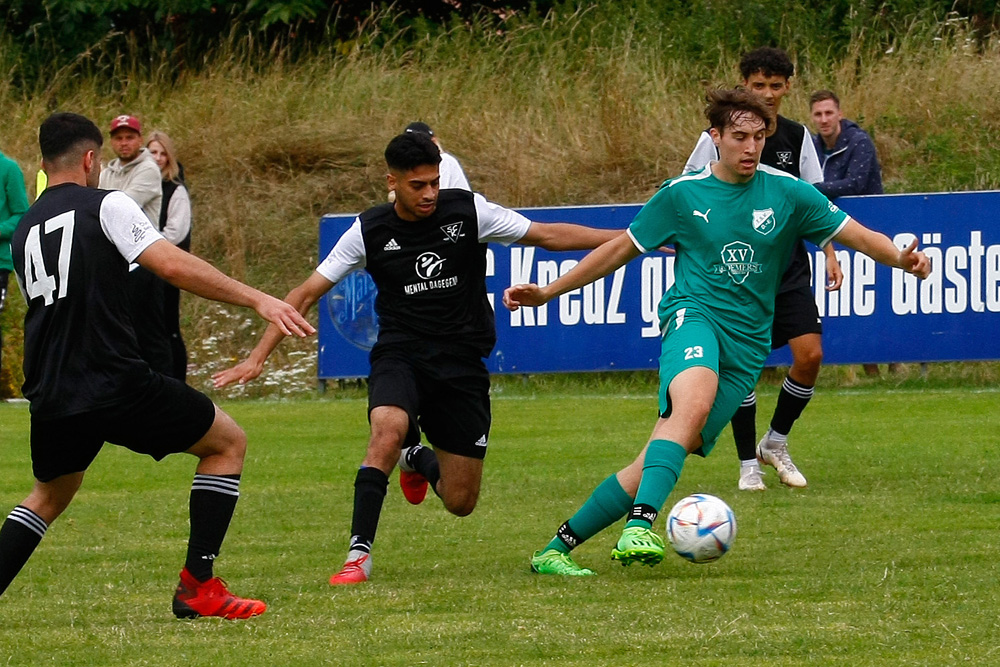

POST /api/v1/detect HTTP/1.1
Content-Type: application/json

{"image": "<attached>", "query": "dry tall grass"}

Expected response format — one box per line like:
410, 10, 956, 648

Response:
2, 15, 999, 396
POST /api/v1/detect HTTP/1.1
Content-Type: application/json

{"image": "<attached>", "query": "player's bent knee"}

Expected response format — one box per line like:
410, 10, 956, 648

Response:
444, 496, 477, 517
189, 409, 247, 462
24, 474, 84, 524
441, 485, 479, 517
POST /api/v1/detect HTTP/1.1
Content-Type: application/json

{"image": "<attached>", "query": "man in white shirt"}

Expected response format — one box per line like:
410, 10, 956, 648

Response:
403, 121, 471, 191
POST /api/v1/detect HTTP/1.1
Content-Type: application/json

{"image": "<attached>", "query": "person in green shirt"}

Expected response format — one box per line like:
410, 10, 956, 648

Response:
503, 88, 931, 575
0, 150, 30, 381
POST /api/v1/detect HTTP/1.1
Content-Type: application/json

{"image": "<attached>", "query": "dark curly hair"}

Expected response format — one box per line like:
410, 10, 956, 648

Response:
739, 47, 794, 81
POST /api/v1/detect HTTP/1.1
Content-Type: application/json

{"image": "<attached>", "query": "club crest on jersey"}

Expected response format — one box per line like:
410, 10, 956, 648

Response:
440, 221, 465, 243
752, 208, 775, 236
415, 252, 446, 280
712, 241, 762, 285
775, 151, 793, 167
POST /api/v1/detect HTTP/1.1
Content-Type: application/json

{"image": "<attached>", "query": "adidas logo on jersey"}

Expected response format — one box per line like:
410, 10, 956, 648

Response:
474, 434, 488, 448
383, 238, 401, 251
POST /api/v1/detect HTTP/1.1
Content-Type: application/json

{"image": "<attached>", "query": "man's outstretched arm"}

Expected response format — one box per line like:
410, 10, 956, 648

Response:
833, 219, 930, 278
136, 239, 316, 338
212, 271, 334, 387
516, 221, 621, 251
504, 232, 640, 309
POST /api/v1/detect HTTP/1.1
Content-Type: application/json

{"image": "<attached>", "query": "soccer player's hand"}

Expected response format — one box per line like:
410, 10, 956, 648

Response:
256, 295, 316, 337
503, 283, 549, 311
825, 252, 844, 291
900, 239, 931, 279
212, 359, 264, 388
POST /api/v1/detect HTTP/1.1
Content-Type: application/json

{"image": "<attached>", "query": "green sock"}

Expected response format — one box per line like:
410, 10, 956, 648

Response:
544, 474, 633, 553
625, 439, 687, 529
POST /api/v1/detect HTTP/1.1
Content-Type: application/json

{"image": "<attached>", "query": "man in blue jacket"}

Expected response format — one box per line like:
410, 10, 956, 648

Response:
811, 89, 895, 375
810, 90, 883, 199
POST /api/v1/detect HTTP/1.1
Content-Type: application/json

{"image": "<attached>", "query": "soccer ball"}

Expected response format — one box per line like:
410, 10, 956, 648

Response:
666, 493, 737, 564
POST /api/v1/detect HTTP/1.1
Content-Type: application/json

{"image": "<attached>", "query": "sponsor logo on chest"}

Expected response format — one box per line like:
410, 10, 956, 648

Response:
403, 251, 459, 295
712, 241, 762, 285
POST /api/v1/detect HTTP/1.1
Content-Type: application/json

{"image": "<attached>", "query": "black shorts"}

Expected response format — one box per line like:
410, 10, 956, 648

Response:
771, 284, 823, 350
30, 373, 217, 482
368, 342, 491, 460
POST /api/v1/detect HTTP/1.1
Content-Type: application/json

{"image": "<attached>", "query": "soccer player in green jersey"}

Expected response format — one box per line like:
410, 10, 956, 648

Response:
503, 88, 931, 575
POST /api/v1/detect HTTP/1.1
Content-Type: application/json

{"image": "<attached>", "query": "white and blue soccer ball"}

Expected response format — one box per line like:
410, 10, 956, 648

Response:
666, 493, 737, 564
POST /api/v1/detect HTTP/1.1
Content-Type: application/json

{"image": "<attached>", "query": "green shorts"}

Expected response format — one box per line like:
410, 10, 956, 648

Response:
657, 306, 766, 456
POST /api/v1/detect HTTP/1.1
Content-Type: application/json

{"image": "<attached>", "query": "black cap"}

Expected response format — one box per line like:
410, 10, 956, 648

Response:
404, 121, 434, 137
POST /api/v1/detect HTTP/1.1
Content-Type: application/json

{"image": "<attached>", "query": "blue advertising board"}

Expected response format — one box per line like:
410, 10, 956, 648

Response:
318, 191, 1000, 379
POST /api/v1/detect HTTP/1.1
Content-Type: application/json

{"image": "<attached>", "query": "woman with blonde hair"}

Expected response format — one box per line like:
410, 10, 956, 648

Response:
146, 130, 191, 380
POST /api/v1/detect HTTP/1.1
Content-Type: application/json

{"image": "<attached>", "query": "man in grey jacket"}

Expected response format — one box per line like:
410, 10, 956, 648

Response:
99, 115, 161, 225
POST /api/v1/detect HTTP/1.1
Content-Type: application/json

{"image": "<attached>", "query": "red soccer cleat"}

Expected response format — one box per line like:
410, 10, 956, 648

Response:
329, 553, 371, 586
172, 568, 267, 620
399, 469, 429, 505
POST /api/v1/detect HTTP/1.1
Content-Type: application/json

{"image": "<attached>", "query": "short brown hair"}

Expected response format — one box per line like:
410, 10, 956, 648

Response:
809, 89, 840, 108
705, 87, 774, 135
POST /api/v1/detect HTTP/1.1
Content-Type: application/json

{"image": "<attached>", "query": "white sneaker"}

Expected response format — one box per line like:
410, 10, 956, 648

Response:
756, 430, 807, 488
738, 464, 767, 491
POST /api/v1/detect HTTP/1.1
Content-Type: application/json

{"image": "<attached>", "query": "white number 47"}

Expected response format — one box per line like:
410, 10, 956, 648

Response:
22, 211, 75, 306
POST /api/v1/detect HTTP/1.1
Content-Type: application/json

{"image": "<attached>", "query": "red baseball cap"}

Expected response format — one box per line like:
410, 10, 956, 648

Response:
109, 115, 141, 134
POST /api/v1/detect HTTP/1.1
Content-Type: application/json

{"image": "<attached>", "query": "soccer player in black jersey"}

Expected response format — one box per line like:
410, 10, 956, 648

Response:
213, 131, 620, 585
0, 113, 313, 619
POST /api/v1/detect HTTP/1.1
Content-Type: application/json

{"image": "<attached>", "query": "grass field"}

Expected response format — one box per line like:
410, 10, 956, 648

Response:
1, 385, 998, 665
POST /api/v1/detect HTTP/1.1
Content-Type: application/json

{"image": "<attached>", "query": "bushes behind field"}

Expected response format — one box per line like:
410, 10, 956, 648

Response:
1, 1, 1000, 397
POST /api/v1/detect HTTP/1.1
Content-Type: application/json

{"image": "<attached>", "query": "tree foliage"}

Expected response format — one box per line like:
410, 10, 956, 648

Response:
0, 0, 997, 88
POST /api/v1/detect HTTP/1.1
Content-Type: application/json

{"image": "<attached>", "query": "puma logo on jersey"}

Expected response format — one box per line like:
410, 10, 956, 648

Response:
441, 221, 465, 243
383, 238, 401, 251
693, 209, 711, 224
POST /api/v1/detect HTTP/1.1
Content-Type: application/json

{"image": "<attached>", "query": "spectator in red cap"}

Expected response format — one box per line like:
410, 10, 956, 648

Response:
99, 115, 161, 225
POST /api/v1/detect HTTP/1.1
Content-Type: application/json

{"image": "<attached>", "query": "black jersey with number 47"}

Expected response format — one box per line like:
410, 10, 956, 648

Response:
12, 183, 161, 418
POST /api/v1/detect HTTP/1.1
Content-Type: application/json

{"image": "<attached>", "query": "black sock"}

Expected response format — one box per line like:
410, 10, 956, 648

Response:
185, 474, 240, 582
0, 506, 48, 596
771, 376, 814, 436
349, 467, 389, 554
406, 445, 441, 494
730, 392, 758, 461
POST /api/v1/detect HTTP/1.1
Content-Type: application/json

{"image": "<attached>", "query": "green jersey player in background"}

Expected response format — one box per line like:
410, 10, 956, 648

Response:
503, 88, 930, 576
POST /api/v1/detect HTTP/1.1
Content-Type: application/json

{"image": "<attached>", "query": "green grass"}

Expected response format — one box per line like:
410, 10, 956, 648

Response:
1, 387, 999, 665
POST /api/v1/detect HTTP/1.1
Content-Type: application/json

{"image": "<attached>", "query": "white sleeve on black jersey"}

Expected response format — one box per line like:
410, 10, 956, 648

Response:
99, 190, 163, 262
474, 193, 532, 246
316, 217, 366, 284
439, 152, 471, 191
683, 131, 718, 174
799, 126, 823, 184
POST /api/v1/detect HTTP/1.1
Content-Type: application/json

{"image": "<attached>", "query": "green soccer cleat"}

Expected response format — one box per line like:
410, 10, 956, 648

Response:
530, 549, 596, 576
611, 526, 666, 567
